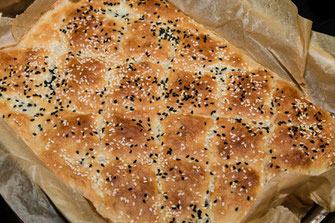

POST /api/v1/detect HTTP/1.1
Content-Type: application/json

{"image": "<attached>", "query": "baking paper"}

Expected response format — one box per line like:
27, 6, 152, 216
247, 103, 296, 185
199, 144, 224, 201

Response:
0, 0, 34, 18
1, 0, 335, 222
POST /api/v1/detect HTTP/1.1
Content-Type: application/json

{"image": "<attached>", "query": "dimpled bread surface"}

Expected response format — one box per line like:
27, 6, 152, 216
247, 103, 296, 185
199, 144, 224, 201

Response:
0, 0, 334, 222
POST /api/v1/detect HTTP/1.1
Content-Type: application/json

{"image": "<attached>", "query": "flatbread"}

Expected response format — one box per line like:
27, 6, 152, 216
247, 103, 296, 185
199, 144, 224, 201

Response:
0, 0, 334, 222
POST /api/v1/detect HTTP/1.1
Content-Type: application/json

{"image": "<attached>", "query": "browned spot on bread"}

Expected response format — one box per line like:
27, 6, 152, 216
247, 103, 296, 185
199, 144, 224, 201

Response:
100, 162, 161, 222
0, 48, 52, 97
268, 122, 335, 175
274, 79, 334, 126
101, 109, 159, 164
161, 113, 213, 162
61, 2, 124, 58
108, 60, 165, 112
173, 31, 228, 70
211, 162, 264, 223
122, 20, 173, 62
55, 54, 108, 113
219, 69, 274, 122
160, 159, 210, 221
164, 69, 219, 116
211, 118, 268, 167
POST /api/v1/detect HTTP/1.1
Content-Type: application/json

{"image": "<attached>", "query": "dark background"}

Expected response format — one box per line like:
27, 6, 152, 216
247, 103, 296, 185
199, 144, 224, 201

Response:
1, 0, 335, 222
292, 0, 335, 36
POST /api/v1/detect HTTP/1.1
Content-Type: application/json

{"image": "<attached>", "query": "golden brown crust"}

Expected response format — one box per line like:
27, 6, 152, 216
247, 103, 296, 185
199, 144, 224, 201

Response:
0, 48, 52, 97
101, 108, 160, 165
218, 69, 275, 122
55, 54, 109, 113
159, 160, 210, 221
0, 0, 335, 222
211, 162, 265, 223
268, 79, 335, 176
274, 79, 334, 126
211, 117, 268, 167
267, 123, 335, 175
164, 69, 219, 116
108, 60, 165, 112
161, 114, 214, 162
100, 162, 161, 222
122, 20, 173, 63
